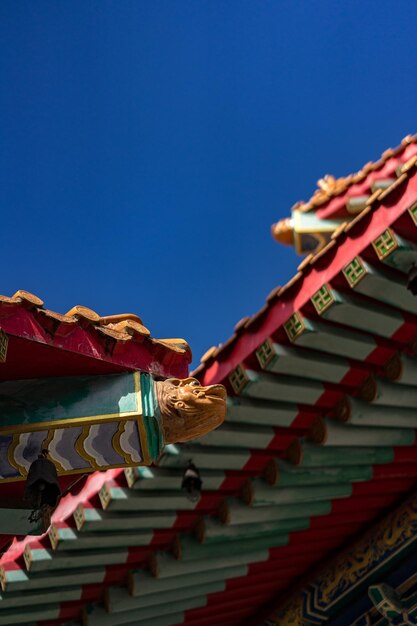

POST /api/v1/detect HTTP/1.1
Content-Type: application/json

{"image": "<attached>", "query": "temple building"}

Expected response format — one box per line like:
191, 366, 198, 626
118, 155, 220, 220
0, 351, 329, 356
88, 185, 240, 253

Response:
1, 134, 417, 625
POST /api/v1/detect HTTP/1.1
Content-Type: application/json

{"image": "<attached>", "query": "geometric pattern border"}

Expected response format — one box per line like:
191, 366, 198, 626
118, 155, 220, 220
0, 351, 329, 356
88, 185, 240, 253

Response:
256, 339, 276, 369
408, 200, 417, 227
228, 364, 250, 395
284, 312, 305, 343
342, 257, 367, 288
311, 284, 335, 315
372, 228, 398, 261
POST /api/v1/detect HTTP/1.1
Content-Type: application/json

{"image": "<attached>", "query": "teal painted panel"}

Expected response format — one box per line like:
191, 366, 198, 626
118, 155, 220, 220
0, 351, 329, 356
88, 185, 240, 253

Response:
140, 373, 163, 460
0, 373, 138, 428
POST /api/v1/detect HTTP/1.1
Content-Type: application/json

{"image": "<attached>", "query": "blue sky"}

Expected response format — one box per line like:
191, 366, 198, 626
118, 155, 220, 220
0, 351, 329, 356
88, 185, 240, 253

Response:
1, 1, 417, 368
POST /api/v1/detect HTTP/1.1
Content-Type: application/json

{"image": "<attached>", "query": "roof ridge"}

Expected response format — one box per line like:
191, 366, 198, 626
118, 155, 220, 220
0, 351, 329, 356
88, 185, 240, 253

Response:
293, 133, 417, 214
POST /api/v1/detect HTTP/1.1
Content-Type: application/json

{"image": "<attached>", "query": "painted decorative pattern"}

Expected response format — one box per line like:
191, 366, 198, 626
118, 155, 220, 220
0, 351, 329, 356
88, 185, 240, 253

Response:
343, 257, 367, 288
408, 201, 417, 226
267, 492, 417, 624
0, 420, 143, 480
256, 339, 275, 369
266, 594, 306, 626
310, 494, 417, 615
229, 364, 250, 395
0, 331, 8, 363
284, 312, 305, 342
311, 284, 335, 315
372, 229, 398, 260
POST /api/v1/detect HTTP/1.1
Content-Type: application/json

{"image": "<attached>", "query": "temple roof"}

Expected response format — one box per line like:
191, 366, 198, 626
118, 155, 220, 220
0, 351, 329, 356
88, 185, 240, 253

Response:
0, 291, 191, 381
2, 140, 417, 625
289, 132, 417, 217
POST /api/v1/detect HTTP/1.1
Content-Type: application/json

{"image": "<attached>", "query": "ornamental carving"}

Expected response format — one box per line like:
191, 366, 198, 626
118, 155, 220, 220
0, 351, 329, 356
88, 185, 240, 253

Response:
155, 377, 227, 443
266, 491, 417, 625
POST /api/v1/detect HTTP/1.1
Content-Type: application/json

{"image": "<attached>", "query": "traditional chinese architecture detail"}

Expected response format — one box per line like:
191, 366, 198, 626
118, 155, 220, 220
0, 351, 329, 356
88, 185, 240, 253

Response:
343, 256, 367, 288
0, 331, 7, 363
265, 594, 306, 626
408, 201, 417, 226
228, 364, 249, 394
0, 372, 226, 481
367, 584, 417, 625
256, 339, 275, 368
272, 210, 347, 255
267, 490, 417, 625
284, 312, 305, 342
2, 137, 417, 626
372, 228, 399, 260
311, 284, 335, 314
154, 377, 226, 443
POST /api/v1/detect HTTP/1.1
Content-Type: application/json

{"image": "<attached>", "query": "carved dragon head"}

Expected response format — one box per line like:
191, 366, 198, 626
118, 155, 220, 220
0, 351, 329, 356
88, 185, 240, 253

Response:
155, 377, 227, 443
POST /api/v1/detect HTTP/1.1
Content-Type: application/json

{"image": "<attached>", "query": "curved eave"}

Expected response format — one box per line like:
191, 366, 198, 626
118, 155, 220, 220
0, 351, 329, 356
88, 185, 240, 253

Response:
0, 299, 191, 381
197, 164, 417, 387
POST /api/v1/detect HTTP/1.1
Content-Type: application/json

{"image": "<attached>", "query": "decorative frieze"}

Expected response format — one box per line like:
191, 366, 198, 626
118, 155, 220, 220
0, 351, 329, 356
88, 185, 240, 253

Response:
256, 339, 276, 369
342, 257, 367, 288
372, 228, 398, 260
284, 313, 305, 342
228, 364, 250, 395
311, 284, 335, 315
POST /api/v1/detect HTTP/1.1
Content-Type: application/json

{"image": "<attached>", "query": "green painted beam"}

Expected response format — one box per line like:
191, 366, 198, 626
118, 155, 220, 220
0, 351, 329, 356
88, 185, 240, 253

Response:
267, 459, 373, 486
124, 466, 224, 491
0, 604, 59, 625
24, 545, 128, 573
245, 480, 352, 507
226, 397, 298, 427
221, 498, 331, 525
323, 419, 414, 447
297, 442, 394, 467
106, 579, 225, 613
197, 516, 309, 543
0, 566, 105, 593
371, 379, 417, 408
99, 482, 195, 512
159, 444, 251, 471
151, 550, 269, 578
74, 504, 176, 532
129, 564, 247, 597
175, 533, 289, 561
349, 258, 417, 315
321, 289, 404, 338
84, 596, 207, 626
265, 343, 351, 383
295, 318, 376, 361
0, 586, 81, 610
347, 398, 417, 428
49, 524, 153, 551
0, 508, 43, 536
199, 423, 276, 450
241, 370, 324, 405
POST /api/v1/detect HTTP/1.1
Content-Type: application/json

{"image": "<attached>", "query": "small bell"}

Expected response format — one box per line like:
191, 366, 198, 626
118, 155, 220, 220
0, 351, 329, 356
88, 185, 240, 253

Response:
24, 449, 61, 531
407, 264, 417, 295
181, 460, 202, 502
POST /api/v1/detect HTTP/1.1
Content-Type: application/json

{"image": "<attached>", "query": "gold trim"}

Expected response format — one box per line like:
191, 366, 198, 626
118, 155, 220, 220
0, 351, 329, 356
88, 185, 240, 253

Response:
408, 200, 417, 226
372, 228, 398, 261
0, 331, 8, 363
41, 430, 66, 474
0, 410, 141, 436
112, 421, 134, 465
0, 459, 151, 483
75, 425, 98, 470
0, 372, 143, 435
8, 434, 27, 477
135, 372, 151, 465
311, 284, 335, 315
